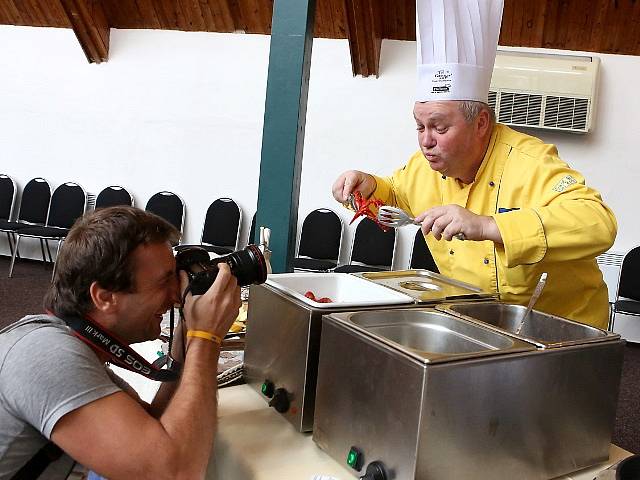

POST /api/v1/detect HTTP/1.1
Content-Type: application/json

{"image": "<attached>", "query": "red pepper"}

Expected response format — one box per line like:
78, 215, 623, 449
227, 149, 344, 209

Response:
349, 191, 389, 232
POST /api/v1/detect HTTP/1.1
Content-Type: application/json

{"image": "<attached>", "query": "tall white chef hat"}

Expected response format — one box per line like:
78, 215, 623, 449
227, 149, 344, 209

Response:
416, 0, 504, 103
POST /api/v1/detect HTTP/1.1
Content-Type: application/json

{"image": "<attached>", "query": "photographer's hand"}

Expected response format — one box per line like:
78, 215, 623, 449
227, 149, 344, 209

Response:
181, 263, 242, 343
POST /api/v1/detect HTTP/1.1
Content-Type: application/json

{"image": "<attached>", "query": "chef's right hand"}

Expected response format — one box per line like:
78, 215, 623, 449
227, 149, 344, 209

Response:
331, 170, 377, 203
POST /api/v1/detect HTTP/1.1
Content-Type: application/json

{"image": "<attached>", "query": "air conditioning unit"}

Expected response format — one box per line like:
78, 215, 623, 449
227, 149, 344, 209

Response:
488, 49, 600, 134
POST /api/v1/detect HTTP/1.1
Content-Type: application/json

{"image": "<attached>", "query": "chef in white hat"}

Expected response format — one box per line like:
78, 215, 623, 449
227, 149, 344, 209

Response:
332, 0, 616, 329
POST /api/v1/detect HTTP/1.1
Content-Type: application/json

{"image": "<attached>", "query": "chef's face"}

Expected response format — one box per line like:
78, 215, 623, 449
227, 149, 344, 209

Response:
413, 101, 480, 180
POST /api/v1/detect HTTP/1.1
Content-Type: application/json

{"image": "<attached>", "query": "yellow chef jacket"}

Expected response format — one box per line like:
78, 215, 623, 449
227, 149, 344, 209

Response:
372, 124, 617, 329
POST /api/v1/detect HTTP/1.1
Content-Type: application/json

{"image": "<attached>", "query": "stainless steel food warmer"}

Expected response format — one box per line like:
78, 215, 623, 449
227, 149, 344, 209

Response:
312, 307, 624, 480
244, 272, 414, 432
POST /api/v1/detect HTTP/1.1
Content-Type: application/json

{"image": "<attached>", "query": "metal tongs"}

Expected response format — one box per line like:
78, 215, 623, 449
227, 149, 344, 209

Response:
342, 193, 358, 211
377, 205, 466, 241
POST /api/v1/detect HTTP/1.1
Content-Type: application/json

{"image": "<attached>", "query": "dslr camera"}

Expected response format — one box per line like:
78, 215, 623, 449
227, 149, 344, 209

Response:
175, 244, 268, 295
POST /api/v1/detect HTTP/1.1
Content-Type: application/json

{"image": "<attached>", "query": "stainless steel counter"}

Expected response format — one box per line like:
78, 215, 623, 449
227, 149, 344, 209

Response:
207, 384, 632, 480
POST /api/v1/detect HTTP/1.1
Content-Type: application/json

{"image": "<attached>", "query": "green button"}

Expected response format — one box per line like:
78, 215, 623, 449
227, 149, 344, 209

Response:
347, 448, 360, 469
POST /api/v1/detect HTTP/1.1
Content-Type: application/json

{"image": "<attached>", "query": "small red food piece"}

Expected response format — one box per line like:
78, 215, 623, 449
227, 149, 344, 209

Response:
304, 291, 317, 301
316, 297, 333, 303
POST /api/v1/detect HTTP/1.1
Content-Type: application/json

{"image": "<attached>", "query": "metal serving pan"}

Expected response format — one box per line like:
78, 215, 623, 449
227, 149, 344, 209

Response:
353, 269, 497, 304
437, 301, 619, 349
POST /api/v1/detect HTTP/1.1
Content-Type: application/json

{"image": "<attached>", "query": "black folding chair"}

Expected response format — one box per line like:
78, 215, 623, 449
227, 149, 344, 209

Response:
176, 198, 242, 255
0, 177, 50, 260
334, 217, 396, 273
95, 186, 134, 209
248, 212, 257, 246
611, 246, 640, 332
293, 208, 343, 272
0, 174, 18, 255
409, 228, 439, 272
9, 182, 87, 280
145, 191, 185, 236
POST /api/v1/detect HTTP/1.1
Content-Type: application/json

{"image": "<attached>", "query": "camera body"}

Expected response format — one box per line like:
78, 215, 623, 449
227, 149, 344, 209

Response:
176, 244, 268, 295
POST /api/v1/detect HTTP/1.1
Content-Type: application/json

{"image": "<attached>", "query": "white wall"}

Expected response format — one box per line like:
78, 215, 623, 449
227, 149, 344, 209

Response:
1, 25, 638, 269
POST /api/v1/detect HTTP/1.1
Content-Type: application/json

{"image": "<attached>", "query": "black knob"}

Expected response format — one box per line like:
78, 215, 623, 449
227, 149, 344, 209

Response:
268, 388, 290, 413
261, 380, 275, 398
359, 461, 387, 480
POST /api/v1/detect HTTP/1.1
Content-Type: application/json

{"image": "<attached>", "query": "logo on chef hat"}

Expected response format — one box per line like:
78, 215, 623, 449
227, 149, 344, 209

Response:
431, 69, 453, 94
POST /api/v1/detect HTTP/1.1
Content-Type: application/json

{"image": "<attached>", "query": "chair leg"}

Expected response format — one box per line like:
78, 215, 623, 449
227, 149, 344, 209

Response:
51, 240, 63, 282
44, 239, 53, 264
6, 232, 14, 257
8, 235, 21, 278
39, 238, 47, 267
609, 309, 616, 332
12, 233, 20, 259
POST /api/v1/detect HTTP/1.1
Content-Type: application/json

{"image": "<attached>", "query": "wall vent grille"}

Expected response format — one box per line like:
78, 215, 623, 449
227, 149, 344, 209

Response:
490, 90, 590, 133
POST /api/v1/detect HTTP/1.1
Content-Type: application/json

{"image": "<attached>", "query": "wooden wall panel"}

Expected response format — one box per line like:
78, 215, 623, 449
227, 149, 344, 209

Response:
2, 0, 640, 67
0, 0, 70, 27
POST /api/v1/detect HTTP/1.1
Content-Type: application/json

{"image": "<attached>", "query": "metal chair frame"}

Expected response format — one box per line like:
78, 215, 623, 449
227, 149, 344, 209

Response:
9, 182, 87, 280
335, 217, 397, 272
610, 246, 640, 332
409, 228, 439, 272
0, 177, 51, 263
145, 191, 185, 236
200, 197, 243, 254
0, 174, 18, 255
248, 212, 257, 246
95, 185, 134, 209
293, 208, 344, 272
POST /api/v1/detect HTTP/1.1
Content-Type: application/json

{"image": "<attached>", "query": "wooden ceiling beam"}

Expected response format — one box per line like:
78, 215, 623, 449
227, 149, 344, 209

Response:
343, 0, 382, 77
59, 0, 110, 63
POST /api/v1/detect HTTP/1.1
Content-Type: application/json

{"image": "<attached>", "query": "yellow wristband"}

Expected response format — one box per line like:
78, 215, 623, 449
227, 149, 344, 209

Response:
186, 330, 223, 346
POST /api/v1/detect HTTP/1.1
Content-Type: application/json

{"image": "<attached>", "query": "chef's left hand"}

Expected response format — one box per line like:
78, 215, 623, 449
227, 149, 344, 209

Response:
415, 205, 503, 243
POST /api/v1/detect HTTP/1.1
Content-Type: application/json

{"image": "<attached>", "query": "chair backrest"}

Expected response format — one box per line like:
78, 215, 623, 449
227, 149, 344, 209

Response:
248, 212, 257, 245
349, 217, 396, 269
17, 177, 51, 225
0, 174, 17, 221
145, 191, 185, 233
201, 198, 242, 250
95, 186, 134, 209
409, 229, 439, 272
618, 246, 640, 301
297, 208, 343, 261
47, 182, 87, 229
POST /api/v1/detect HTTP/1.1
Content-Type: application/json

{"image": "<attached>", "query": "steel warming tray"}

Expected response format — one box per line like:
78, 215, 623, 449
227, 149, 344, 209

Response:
313, 308, 624, 480
243, 272, 417, 432
354, 269, 497, 304
437, 302, 619, 349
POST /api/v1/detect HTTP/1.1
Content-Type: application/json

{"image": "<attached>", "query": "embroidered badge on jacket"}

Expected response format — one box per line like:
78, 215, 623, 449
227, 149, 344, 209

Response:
553, 175, 578, 192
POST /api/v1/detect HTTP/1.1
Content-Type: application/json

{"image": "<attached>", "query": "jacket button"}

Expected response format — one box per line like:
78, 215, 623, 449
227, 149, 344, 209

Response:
489, 181, 495, 187
449, 250, 454, 255
483, 258, 489, 265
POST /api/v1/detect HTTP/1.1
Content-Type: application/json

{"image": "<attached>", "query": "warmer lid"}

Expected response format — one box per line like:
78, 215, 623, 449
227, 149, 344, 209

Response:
355, 270, 497, 304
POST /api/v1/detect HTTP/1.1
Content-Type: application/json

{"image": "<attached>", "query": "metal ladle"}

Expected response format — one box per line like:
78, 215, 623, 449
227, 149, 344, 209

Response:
514, 272, 548, 335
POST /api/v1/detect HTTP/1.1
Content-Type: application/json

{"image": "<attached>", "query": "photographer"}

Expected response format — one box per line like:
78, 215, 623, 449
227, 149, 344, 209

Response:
0, 206, 241, 479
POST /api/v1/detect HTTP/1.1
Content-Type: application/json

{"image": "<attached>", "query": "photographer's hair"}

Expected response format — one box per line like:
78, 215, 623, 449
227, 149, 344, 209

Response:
44, 206, 180, 318
458, 100, 496, 128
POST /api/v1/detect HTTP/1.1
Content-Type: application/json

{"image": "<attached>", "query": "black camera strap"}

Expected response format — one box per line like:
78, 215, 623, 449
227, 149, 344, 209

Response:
61, 315, 180, 382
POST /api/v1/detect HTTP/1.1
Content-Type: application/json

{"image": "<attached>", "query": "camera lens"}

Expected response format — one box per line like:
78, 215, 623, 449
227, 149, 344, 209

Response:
217, 244, 268, 287
176, 245, 268, 295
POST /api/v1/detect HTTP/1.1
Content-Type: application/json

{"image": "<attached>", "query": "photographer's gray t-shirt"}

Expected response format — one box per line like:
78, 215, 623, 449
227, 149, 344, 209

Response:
0, 315, 121, 480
